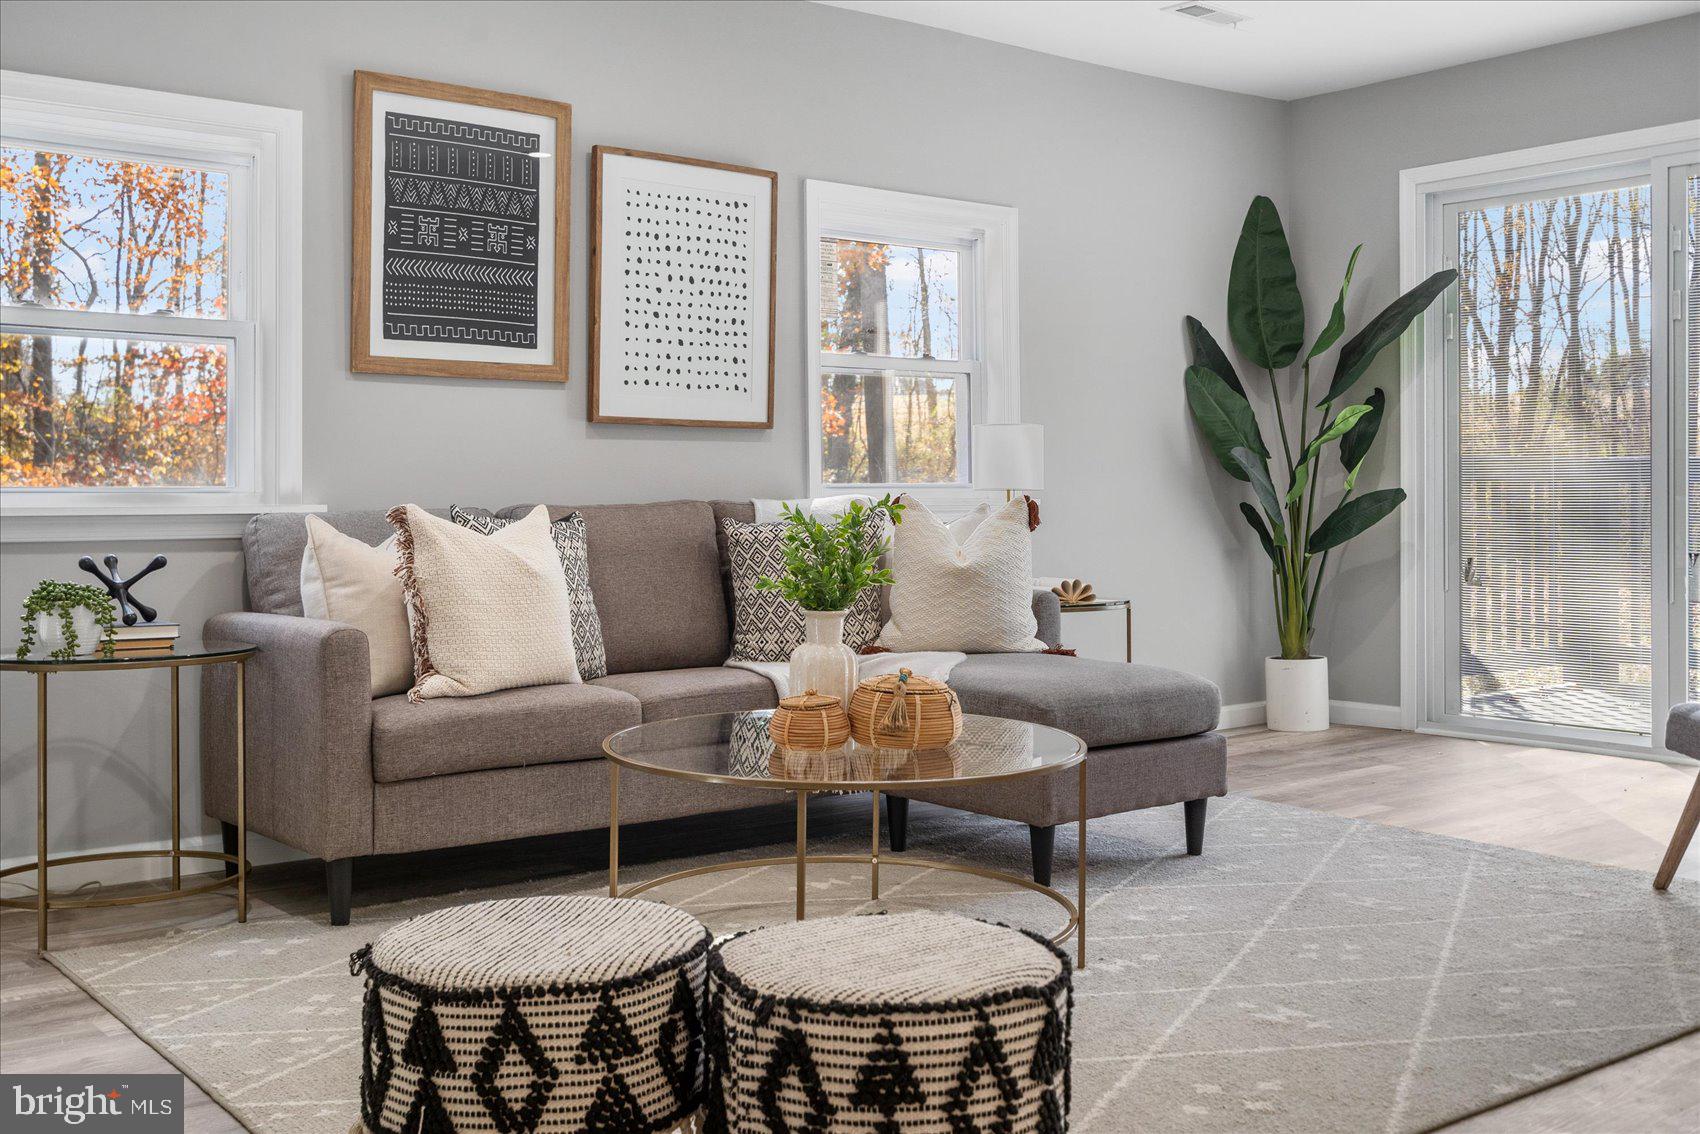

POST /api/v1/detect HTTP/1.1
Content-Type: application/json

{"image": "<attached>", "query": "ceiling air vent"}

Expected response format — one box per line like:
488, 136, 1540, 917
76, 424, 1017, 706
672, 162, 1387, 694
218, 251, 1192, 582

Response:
1163, 2, 1248, 27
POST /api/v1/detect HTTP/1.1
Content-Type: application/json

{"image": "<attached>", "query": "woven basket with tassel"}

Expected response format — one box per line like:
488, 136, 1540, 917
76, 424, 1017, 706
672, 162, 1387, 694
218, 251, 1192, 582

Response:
849, 668, 963, 749
769, 690, 851, 751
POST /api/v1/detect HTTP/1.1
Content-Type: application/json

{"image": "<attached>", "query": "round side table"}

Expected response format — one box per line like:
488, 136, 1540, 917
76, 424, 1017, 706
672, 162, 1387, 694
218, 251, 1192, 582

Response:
0, 639, 256, 953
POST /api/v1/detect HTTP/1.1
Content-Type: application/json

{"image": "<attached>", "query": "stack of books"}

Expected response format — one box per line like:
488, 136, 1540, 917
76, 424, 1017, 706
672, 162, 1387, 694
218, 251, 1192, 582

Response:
112, 622, 180, 653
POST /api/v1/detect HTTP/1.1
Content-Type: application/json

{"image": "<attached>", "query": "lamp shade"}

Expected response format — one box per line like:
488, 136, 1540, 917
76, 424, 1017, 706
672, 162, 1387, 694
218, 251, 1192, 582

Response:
972, 423, 1044, 492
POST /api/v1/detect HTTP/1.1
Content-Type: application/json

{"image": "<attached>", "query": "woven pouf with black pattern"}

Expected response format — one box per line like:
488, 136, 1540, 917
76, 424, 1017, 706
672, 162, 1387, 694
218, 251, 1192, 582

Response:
350, 895, 709, 1133
707, 912, 1072, 1133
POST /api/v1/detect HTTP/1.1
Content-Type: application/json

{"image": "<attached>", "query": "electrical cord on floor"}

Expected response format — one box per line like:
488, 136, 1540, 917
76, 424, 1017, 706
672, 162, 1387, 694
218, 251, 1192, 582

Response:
0, 878, 104, 900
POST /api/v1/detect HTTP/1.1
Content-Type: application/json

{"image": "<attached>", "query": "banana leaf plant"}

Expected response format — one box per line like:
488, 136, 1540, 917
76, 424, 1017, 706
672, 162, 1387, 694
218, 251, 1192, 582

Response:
1185, 196, 1456, 660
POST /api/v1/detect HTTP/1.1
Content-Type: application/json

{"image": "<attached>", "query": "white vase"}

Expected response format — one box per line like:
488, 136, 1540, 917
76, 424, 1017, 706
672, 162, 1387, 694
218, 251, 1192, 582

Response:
789, 609, 857, 708
1265, 656, 1329, 732
33, 607, 102, 656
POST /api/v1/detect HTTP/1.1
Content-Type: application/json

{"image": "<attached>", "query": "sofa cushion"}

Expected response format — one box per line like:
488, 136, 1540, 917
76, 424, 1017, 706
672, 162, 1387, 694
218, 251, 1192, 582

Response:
501, 501, 729, 674
593, 667, 777, 721
247, 510, 435, 616
370, 683, 641, 782
946, 654, 1220, 747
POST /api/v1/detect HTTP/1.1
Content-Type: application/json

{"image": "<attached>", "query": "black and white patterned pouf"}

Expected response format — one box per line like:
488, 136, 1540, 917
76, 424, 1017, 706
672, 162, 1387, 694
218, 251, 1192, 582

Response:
707, 912, 1072, 1132
351, 895, 709, 1133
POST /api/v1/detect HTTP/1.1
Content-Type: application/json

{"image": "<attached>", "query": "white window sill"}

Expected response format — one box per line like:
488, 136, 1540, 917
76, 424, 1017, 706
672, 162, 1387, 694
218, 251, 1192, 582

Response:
0, 503, 326, 543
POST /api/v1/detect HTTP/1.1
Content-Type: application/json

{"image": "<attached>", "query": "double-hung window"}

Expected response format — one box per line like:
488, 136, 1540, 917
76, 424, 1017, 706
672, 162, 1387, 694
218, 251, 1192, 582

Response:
805, 181, 1018, 513
0, 71, 303, 539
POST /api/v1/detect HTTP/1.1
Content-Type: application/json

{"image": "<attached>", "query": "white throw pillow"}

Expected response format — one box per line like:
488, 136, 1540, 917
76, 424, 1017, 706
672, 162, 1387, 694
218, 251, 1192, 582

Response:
877, 495, 1045, 653
299, 515, 413, 697
387, 504, 581, 701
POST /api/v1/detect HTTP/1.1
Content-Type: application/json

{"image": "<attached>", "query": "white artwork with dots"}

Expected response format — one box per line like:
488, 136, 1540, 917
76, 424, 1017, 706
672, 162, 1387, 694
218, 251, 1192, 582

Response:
594, 151, 774, 426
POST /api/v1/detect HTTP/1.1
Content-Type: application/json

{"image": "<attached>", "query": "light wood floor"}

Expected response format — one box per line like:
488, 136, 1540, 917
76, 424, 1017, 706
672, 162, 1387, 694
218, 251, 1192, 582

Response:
2, 725, 1697, 1132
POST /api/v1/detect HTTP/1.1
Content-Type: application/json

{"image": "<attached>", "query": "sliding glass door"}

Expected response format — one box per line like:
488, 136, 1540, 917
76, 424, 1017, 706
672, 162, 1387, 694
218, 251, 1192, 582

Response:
1430, 156, 1698, 746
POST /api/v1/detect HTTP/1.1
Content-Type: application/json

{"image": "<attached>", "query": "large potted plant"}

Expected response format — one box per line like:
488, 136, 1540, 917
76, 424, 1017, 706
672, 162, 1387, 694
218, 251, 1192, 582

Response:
758, 495, 904, 706
1185, 196, 1455, 731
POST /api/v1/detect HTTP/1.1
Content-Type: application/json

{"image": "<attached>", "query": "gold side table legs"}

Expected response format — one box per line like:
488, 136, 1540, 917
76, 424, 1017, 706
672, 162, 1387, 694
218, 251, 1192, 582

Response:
14, 657, 251, 954
36, 673, 48, 953
1078, 759, 1088, 969
795, 791, 808, 920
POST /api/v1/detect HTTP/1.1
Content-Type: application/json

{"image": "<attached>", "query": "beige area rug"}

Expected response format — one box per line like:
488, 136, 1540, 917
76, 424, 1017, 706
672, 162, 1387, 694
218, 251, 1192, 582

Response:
45, 795, 1700, 1134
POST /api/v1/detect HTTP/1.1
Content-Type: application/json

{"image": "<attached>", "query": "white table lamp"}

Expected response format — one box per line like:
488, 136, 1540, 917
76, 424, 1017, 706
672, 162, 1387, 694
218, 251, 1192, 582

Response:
973, 423, 1044, 500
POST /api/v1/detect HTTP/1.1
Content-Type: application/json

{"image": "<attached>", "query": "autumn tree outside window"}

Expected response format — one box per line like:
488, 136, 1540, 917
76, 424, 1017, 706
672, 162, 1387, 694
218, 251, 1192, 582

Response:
804, 181, 1020, 516
0, 71, 303, 540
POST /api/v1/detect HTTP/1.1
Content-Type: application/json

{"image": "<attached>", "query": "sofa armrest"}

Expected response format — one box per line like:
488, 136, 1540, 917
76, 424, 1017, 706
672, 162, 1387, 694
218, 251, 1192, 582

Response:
1031, 588, 1062, 649
199, 612, 375, 862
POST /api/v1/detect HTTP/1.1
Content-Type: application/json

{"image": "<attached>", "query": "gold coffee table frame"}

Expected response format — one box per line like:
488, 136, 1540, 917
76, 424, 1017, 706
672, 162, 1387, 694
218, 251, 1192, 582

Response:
0, 644, 256, 953
602, 715, 1088, 968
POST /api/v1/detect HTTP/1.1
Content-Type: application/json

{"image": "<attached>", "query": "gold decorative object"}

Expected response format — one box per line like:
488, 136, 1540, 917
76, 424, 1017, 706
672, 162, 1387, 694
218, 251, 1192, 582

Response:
849, 668, 963, 749
1052, 579, 1096, 605
769, 690, 851, 751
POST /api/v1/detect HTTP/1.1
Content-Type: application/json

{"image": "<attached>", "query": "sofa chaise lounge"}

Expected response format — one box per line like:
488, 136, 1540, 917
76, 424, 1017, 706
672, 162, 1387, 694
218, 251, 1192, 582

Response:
201, 499, 1225, 924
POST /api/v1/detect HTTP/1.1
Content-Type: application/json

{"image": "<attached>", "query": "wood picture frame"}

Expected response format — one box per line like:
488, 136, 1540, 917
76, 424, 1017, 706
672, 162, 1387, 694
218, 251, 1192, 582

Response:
351, 71, 570, 382
590, 145, 776, 427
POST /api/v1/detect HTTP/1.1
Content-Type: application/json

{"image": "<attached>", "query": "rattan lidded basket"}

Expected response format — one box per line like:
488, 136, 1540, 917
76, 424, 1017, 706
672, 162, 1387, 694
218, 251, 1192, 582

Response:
849, 667, 963, 749
768, 690, 852, 751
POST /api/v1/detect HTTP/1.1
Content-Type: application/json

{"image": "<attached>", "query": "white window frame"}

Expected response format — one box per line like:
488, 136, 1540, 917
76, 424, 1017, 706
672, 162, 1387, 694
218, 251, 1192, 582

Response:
0, 71, 312, 541
1398, 120, 1700, 758
805, 180, 1019, 516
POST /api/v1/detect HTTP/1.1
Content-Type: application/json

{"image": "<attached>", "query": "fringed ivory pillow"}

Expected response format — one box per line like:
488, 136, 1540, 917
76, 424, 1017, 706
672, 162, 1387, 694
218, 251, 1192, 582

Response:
299, 515, 412, 697
387, 504, 580, 701
877, 495, 1045, 653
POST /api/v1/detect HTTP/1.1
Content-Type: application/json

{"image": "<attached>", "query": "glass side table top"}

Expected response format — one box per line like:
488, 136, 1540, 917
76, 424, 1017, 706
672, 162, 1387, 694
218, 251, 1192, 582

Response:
1, 639, 257, 670
603, 710, 1084, 791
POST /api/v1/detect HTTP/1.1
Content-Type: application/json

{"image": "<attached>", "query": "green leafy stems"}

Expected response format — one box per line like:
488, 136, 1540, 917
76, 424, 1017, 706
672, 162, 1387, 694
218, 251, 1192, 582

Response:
16, 580, 118, 660
1186, 195, 1457, 660
755, 494, 906, 612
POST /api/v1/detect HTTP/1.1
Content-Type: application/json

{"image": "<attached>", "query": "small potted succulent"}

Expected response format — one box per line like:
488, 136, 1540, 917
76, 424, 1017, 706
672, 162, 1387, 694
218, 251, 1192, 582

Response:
758, 495, 904, 706
17, 581, 118, 660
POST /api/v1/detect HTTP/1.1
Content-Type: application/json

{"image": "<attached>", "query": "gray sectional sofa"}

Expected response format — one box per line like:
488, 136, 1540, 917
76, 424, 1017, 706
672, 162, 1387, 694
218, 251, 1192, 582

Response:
200, 499, 1225, 923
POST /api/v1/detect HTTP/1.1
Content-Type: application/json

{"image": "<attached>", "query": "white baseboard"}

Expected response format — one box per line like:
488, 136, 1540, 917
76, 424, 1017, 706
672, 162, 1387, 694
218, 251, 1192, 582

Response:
0, 831, 308, 898
1218, 700, 1404, 731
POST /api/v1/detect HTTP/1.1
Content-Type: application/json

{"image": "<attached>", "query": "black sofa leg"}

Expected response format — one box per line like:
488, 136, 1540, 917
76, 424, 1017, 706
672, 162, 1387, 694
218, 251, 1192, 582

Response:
326, 858, 353, 926
886, 796, 909, 852
1030, 825, 1056, 886
1184, 797, 1208, 856
221, 821, 238, 877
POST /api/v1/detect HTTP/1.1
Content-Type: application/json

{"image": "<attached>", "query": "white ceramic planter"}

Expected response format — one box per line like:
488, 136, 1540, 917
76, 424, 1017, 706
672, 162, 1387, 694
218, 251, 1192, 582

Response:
788, 609, 857, 707
33, 607, 103, 656
1265, 656, 1329, 732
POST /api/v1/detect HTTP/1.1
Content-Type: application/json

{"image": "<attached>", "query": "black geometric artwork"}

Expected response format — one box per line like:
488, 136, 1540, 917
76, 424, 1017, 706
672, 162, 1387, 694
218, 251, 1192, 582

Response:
79, 553, 166, 626
382, 111, 540, 347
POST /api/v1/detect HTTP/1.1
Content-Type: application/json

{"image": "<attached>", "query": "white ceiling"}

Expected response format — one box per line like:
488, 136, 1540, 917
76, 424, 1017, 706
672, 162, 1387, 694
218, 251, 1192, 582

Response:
815, 1, 1700, 100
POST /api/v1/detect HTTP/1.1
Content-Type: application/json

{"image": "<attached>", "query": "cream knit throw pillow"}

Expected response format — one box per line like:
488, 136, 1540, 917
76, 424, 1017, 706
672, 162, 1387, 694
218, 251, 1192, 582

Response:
299, 515, 413, 697
877, 495, 1045, 653
387, 504, 581, 701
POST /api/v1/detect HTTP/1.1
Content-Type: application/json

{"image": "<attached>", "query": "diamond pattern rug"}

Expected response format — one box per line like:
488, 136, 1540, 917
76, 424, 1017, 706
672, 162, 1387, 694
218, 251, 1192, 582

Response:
45, 796, 1700, 1133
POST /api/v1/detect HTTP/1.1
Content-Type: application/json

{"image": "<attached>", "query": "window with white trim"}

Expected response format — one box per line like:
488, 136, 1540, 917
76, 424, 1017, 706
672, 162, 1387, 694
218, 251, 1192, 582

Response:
0, 72, 302, 536
805, 181, 1018, 511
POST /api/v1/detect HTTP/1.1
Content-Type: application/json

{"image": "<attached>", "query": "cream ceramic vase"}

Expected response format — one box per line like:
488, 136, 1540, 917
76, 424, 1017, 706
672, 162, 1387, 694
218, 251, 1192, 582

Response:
33, 607, 102, 656
789, 609, 857, 708
1265, 656, 1329, 732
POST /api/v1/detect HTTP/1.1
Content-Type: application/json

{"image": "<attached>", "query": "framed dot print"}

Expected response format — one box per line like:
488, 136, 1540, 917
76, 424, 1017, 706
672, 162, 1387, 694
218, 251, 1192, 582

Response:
352, 71, 570, 382
589, 146, 776, 427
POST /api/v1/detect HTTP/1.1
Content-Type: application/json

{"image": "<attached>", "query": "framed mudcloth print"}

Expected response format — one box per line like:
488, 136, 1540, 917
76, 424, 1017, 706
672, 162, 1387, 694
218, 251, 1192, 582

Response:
351, 71, 570, 382
589, 146, 776, 427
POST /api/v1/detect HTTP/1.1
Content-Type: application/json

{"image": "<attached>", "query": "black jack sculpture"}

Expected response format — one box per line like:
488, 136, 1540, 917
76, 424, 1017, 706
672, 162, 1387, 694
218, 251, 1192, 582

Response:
79, 554, 168, 626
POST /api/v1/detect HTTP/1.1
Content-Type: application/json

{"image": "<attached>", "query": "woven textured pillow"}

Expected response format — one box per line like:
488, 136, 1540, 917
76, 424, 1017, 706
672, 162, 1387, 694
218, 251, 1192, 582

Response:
721, 516, 885, 662
388, 504, 580, 701
450, 505, 607, 681
298, 515, 412, 697
877, 495, 1045, 653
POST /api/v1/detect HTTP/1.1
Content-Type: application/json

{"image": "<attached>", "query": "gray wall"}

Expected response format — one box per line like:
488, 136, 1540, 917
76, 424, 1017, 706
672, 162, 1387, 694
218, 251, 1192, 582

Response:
0, 0, 1289, 868
1285, 14, 1700, 705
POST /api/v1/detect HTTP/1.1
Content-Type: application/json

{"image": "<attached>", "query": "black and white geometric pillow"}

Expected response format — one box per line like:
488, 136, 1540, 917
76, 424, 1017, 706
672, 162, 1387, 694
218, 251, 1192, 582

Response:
450, 505, 608, 681
722, 517, 885, 662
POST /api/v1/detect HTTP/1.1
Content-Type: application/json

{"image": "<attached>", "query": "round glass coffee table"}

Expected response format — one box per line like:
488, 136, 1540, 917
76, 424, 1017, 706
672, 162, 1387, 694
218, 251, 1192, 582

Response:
602, 710, 1088, 965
